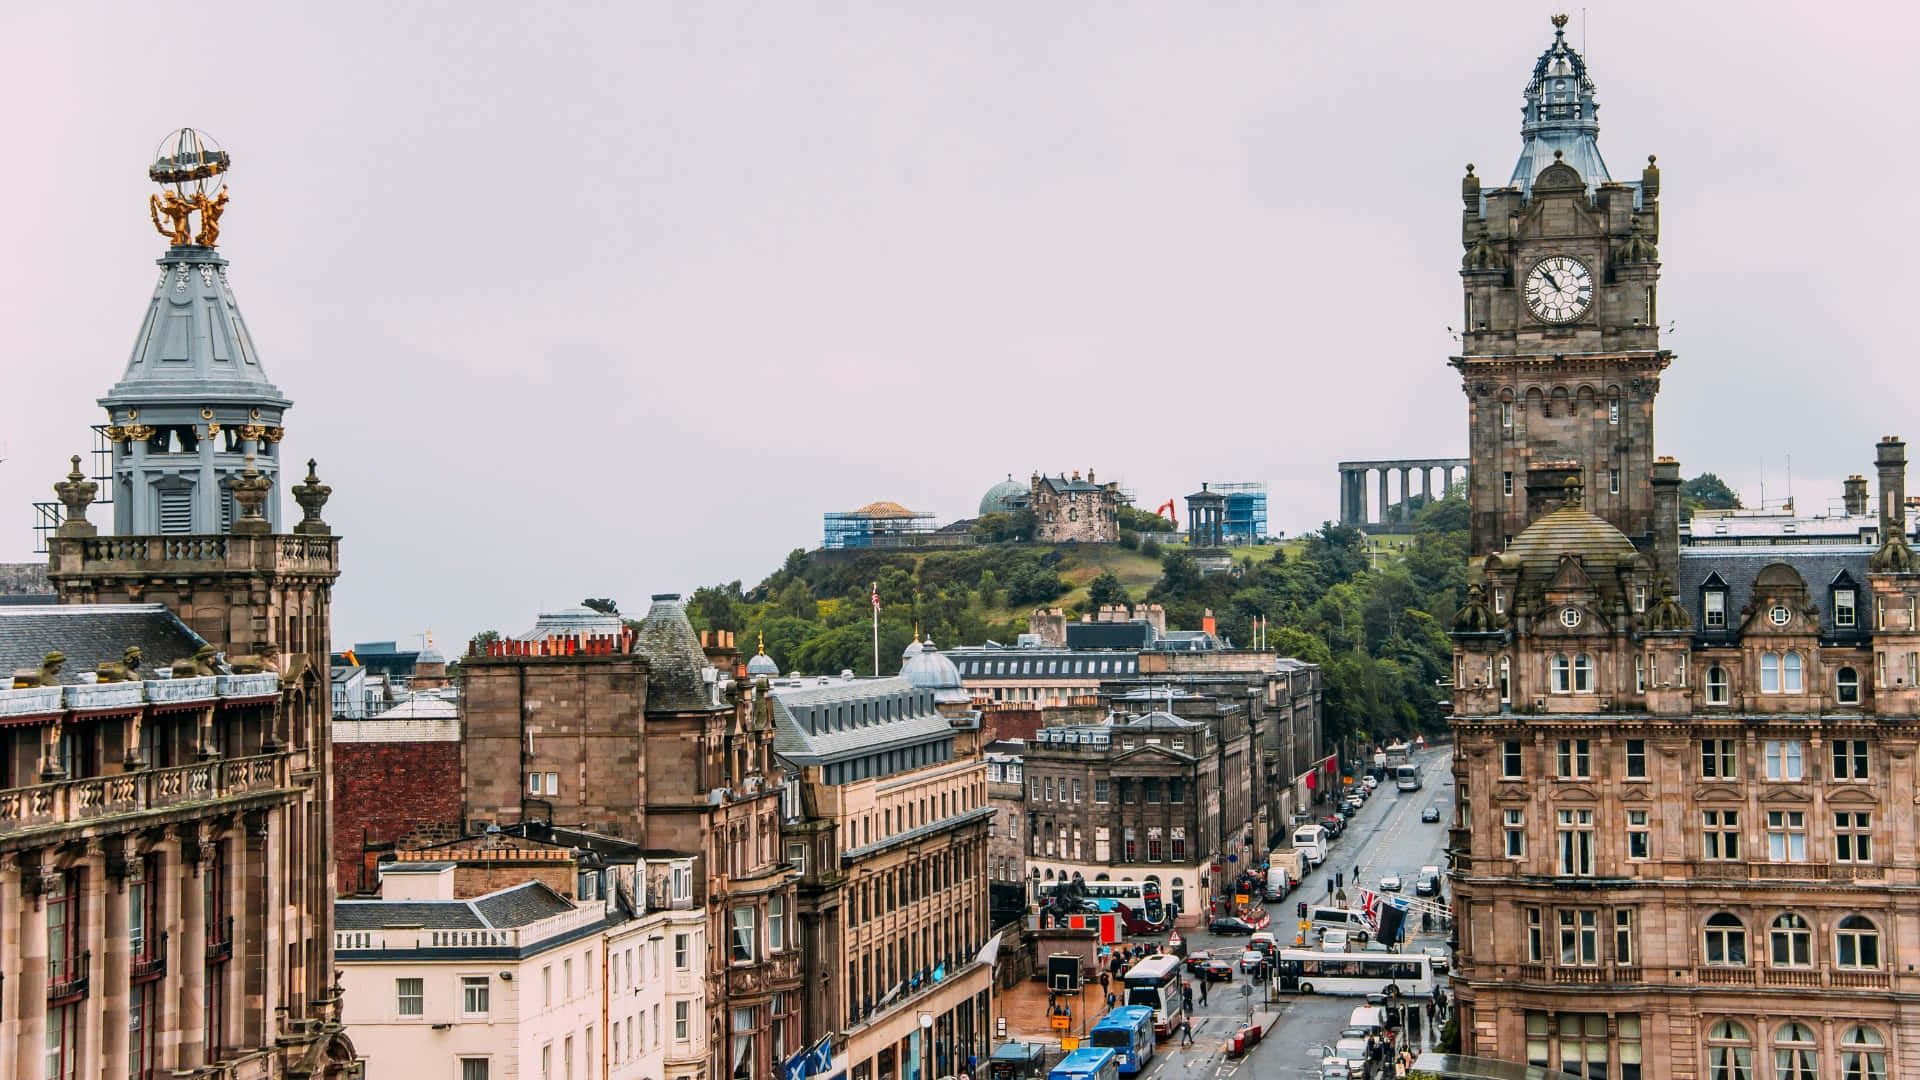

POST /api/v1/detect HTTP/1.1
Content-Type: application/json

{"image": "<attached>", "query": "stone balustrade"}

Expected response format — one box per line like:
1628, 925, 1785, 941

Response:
0, 753, 288, 833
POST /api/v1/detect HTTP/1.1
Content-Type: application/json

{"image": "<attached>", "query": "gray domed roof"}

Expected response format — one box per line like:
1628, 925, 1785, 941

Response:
980, 475, 1029, 516
633, 594, 721, 712
901, 638, 970, 704
746, 635, 780, 677
902, 638, 924, 660
513, 606, 624, 642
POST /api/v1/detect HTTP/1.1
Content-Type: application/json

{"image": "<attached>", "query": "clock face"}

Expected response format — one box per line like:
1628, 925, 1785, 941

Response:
1524, 256, 1595, 323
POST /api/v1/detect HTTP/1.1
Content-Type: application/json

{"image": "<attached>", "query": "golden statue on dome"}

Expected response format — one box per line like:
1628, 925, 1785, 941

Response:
146, 127, 232, 248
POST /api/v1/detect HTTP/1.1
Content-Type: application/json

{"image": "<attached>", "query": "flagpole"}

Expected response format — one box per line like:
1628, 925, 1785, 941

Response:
871, 581, 880, 677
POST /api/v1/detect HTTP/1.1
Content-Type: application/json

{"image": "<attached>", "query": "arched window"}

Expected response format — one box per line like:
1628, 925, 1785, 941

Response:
1837, 666, 1860, 705
1761, 653, 1781, 694
1706, 666, 1730, 705
1552, 654, 1572, 693
1703, 913, 1747, 965
1783, 652, 1804, 693
1773, 1023, 1818, 1080
1835, 915, 1881, 969
1573, 654, 1593, 693
1769, 913, 1812, 967
1840, 1025, 1888, 1080
1706, 1021, 1753, 1080
1499, 656, 1511, 703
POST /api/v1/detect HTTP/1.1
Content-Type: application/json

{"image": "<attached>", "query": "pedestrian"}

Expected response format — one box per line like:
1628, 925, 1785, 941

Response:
1354, 863, 1361, 882
1183, 986, 1195, 1012
1106, 990, 1116, 1011
1180, 1018, 1194, 1048
1200, 979, 1209, 1006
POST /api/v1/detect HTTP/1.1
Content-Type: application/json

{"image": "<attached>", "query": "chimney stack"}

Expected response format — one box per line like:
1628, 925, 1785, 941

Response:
1878, 437, 1907, 540
1844, 475, 1869, 516
1652, 457, 1682, 578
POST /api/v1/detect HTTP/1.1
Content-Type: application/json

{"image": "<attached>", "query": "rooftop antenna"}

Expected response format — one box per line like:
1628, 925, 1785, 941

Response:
1582, 7, 1587, 57
1786, 454, 1794, 511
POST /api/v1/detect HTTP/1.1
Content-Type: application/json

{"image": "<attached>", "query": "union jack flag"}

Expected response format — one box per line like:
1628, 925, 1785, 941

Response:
1358, 889, 1382, 931
871, 582, 881, 612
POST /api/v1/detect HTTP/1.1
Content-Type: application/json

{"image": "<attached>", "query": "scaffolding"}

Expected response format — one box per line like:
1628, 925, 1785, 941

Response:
822, 501, 937, 549
1213, 481, 1268, 544
32, 425, 117, 553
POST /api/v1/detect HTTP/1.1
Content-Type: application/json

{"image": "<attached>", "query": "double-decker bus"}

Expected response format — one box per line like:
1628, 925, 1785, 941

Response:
1275, 949, 1435, 997
1122, 954, 1187, 1037
1090, 1006, 1157, 1075
1037, 879, 1167, 928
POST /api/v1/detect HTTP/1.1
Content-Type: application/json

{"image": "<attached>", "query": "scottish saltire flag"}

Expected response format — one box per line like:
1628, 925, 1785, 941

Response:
786, 1037, 834, 1080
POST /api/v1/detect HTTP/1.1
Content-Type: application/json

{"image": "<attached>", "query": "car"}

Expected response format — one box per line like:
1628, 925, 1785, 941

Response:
1239, 948, 1265, 971
1209, 916, 1257, 935
1337, 803, 1358, 819
1321, 815, 1345, 837
1414, 874, 1439, 897
1361, 775, 1379, 790
1184, 950, 1235, 982
1421, 805, 1442, 823
1321, 928, 1351, 952
1378, 874, 1403, 892
1423, 946, 1450, 974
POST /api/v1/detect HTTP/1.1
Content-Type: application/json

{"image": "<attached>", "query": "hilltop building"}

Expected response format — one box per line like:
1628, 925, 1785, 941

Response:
1448, 23, 1914, 1080
1030, 471, 1121, 543
2, 133, 358, 1078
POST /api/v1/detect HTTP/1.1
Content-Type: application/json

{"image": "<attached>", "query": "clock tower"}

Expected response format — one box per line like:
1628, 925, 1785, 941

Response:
1451, 14, 1669, 559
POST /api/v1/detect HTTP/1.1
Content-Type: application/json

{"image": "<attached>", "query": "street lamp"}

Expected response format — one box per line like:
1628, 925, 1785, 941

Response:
919, 1012, 935, 1080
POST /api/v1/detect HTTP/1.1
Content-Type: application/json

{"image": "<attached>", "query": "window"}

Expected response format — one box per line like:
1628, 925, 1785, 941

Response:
1765, 810, 1807, 861
1552, 654, 1571, 693
1773, 1022, 1818, 1080
1840, 1026, 1887, 1080
1094, 779, 1109, 803
1764, 740, 1804, 781
1620, 1016, 1643, 1080
397, 978, 424, 1017
1700, 740, 1736, 779
1704, 590, 1727, 629
769, 896, 786, 952
1608, 399, 1621, 425
1148, 837, 1163, 862
1044, 777, 1054, 801
1625, 810, 1649, 859
1609, 469, 1621, 495
1503, 471, 1514, 496
1559, 1013, 1609, 1080
1769, 914, 1811, 967
731, 1008, 756, 1080
1558, 909, 1598, 966
1707, 1021, 1753, 1080
1557, 808, 1594, 876
1526, 907, 1543, 963
1071, 779, 1082, 803
1835, 916, 1881, 970
674, 933, 690, 970
1624, 739, 1646, 779
1633, 583, 1647, 613
462, 1060, 491, 1080
1634, 654, 1646, 692
564, 1034, 575, 1080
1702, 809, 1740, 859
1555, 739, 1590, 779
1169, 779, 1184, 802
1499, 655, 1511, 702
1574, 654, 1593, 691
1144, 779, 1161, 804
1837, 666, 1861, 704
1831, 738, 1870, 780
1171, 833, 1186, 861
1502, 740, 1524, 778
1835, 812, 1872, 863
1783, 652, 1803, 692
1614, 910, 1634, 965
675, 1000, 691, 1040
730, 906, 757, 963
1835, 588, 1857, 628
1760, 653, 1780, 694
1526, 1012, 1550, 1067
1504, 809, 1527, 857
1703, 913, 1747, 965
1501, 401, 1514, 428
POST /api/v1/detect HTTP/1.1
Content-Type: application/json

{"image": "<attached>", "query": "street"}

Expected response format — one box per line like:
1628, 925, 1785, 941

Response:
1122, 749, 1455, 1080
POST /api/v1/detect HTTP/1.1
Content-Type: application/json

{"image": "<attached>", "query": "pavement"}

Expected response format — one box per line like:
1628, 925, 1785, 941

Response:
993, 749, 1458, 1080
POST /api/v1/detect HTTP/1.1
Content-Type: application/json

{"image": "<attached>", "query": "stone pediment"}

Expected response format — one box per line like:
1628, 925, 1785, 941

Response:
1549, 554, 1597, 593
1827, 785, 1879, 805
1759, 785, 1811, 804
1693, 784, 1743, 802
1551, 784, 1598, 801
1619, 784, 1652, 802
1495, 784, 1533, 801
1112, 744, 1193, 765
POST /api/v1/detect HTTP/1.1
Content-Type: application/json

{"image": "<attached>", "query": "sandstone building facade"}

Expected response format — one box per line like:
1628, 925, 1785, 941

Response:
1030, 471, 1121, 544
1448, 23, 1917, 1080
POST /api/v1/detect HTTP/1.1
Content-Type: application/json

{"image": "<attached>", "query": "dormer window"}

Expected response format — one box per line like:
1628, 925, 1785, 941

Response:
1633, 583, 1648, 613
1833, 578, 1858, 629
1704, 589, 1727, 630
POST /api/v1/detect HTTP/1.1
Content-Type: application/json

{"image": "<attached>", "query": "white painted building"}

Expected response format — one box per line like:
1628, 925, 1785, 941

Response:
337, 858, 707, 1080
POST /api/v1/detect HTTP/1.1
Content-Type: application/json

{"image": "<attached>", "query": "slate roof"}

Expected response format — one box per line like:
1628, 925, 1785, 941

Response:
634, 595, 720, 712
336, 879, 576, 931
769, 676, 953, 766
1676, 546, 1874, 641
0, 604, 212, 683
1037, 475, 1105, 494
103, 247, 291, 410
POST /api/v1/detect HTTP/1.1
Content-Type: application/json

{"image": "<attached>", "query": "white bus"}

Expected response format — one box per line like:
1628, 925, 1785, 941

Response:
1394, 764, 1423, 792
1122, 954, 1187, 1036
1276, 948, 1435, 997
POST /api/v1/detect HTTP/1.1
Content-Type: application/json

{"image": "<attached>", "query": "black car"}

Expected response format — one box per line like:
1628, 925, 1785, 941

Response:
1421, 806, 1442, 823
1414, 874, 1439, 897
1184, 950, 1235, 982
1209, 916, 1258, 935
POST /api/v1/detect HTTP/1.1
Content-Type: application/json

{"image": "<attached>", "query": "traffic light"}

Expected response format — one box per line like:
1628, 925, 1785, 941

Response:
1296, 901, 1308, 920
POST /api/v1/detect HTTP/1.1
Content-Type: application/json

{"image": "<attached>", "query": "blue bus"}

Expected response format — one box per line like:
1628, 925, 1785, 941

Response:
1049, 1048, 1120, 1080
1090, 1007, 1156, 1075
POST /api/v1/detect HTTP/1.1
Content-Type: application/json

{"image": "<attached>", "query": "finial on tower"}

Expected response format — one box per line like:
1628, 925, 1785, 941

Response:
230, 452, 274, 534
291, 458, 333, 535
1551, 13, 1570, 29
1562, 475, 1585, 509
147, 128, 232, 248
54, 456, 98, 537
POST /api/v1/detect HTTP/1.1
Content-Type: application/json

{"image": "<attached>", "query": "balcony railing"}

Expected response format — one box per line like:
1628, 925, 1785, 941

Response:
1514, 964, 1639, 986
1688, 861, 1875, 883
131, 933, 168, 981
48, 950, 90, 1003
206, 916, 233, 962
1830, 970, 1891, 990
1698, 967, 1755, 985
1762, 968, 1821, 989
0, 754, 288, 832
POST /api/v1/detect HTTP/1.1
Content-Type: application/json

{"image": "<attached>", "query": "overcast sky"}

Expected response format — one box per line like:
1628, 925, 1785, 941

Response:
6, 2, 1917, 649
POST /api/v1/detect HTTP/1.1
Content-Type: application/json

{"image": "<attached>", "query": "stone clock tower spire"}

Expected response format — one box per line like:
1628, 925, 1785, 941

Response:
1452, 15, 1669, 560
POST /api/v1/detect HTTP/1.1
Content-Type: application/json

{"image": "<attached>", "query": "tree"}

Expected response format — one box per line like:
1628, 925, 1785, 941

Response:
472, 629, 502, 648
1085, 570, 1128, 609
1117, 505, 1174, 533
1682, 473, 1742, 516
581, 597, 619, 616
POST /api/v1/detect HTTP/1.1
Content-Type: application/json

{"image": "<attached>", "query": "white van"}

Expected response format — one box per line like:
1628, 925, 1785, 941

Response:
1348, 1006, 1387, 1036
1309, 905, 1372, 942
1264, 866, 1292, 900
1292, 824, 1329, 866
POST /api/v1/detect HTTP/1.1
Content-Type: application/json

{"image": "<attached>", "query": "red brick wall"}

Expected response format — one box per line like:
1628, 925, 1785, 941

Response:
334, 740, 462, 895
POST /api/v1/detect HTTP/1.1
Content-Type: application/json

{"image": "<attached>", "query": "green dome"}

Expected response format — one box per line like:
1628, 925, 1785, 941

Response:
980, 476, 1028, 516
